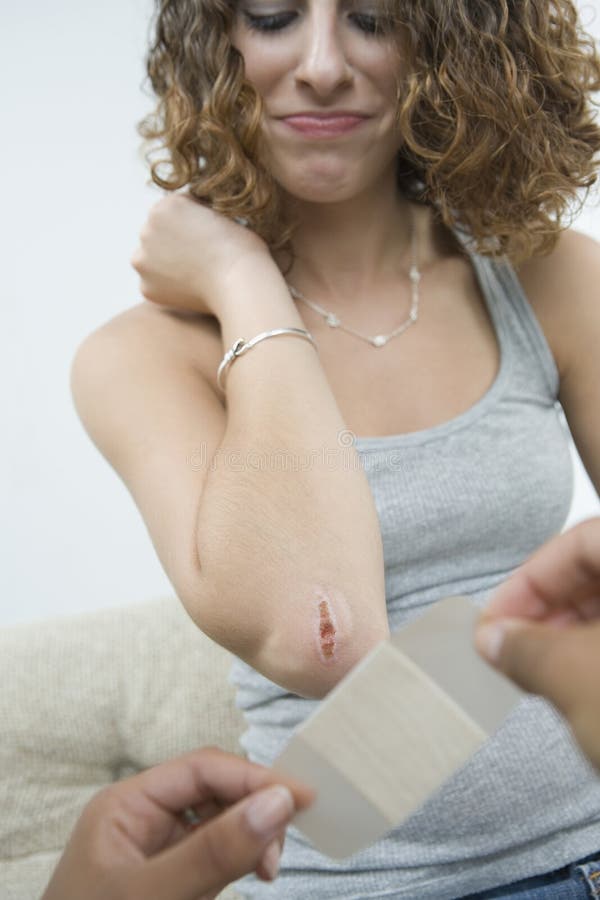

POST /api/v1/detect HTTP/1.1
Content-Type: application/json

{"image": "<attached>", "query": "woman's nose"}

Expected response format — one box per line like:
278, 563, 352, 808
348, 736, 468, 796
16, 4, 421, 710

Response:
293, 13, 354, 96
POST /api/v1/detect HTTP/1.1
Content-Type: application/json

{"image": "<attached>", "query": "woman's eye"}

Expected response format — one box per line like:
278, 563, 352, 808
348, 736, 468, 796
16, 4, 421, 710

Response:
352, 14, 392, 36
242, 12, 296, 32
242, 11, 393, 37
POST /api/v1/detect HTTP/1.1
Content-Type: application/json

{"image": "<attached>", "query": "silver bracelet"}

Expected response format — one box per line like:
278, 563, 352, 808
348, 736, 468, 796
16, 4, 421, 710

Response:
216, 327, 318, 394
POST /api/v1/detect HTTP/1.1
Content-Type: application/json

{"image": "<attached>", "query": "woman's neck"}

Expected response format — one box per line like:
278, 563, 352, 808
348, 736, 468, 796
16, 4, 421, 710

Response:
273, 194, 459, 310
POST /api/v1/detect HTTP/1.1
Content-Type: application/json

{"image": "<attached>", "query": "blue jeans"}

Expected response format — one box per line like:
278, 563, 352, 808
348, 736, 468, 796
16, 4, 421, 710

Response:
462, 850, 600, 898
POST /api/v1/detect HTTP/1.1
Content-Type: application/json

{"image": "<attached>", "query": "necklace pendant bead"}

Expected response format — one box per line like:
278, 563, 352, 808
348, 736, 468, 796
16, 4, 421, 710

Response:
326, 314, 341, 327
372, 335, 387, 347
409, 266, 421, 284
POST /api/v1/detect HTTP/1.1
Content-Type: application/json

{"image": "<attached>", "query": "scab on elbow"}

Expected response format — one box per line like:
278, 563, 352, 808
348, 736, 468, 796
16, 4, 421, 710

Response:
318, 598, 337, 662
312, 585, 352, 668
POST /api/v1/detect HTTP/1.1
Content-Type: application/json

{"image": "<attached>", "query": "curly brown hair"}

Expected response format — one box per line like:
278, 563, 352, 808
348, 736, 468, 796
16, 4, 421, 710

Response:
137, 0, 600, 269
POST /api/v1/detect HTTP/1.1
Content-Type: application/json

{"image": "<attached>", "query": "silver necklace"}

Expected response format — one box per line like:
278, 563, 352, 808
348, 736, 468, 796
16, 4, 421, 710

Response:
285, 211, 421, 349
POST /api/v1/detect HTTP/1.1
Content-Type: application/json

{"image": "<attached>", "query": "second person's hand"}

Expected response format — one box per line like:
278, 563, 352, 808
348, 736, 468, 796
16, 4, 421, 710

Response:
41, 745, 316, 900
474, 518, 600, 770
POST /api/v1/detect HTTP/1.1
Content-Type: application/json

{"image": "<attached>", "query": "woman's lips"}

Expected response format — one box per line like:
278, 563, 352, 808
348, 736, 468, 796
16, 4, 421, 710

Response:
280, 115, 369, 137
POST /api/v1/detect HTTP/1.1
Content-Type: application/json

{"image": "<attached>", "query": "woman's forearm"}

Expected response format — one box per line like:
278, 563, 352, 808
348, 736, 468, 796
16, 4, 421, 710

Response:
194, 255, 389, 698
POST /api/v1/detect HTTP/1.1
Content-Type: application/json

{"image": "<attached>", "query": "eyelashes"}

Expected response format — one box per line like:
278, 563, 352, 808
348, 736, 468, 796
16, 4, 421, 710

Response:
241, 11, 394, 38
242, 12, 296, 32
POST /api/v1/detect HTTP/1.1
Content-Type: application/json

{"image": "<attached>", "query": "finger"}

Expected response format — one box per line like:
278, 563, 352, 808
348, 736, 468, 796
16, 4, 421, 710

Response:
474, 617, 600, 712
120, 745, 314, 821
178, 833, 288, 900
109, 747, 314, 856
475, 619, 600, 773
256, 833, 286, 882
181, 815, 284, 884
480, 518, 600, 623
134, 784, 297, 900
178, 797, 284, 862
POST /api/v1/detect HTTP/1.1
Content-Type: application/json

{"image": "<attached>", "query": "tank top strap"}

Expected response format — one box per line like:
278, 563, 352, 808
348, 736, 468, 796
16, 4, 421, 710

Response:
450, 221, 560, 402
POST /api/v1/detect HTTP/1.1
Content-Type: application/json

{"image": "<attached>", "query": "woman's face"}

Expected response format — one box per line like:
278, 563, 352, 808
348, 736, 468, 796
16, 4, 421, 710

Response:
230, 1, 406, 203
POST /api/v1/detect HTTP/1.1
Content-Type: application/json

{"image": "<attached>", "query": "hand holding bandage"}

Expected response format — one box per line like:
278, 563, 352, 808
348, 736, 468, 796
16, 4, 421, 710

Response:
475, 518, 600, 772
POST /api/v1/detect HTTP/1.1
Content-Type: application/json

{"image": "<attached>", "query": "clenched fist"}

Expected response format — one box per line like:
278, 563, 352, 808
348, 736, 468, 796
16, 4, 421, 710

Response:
130, 193, 272, 318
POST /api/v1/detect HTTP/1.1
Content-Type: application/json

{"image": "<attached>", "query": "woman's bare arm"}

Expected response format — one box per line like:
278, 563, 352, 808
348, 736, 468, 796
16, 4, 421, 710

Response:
73, 194, 389, 699
72, 270, 388, 699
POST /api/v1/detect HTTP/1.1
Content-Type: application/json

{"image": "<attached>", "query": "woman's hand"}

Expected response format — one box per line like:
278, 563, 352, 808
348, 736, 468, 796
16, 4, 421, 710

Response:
474, 518, 600, 770
130, 193, 272, 318
41, 746, 315, 900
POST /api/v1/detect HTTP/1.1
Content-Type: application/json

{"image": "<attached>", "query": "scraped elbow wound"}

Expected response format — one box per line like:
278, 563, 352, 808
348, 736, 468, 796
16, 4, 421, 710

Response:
318, 599, 336, 660
313, 586, 351, 666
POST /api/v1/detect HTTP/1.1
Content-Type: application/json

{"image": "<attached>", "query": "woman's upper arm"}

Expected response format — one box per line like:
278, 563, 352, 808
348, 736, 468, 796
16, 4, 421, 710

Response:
69, 302, 226, 608
526, 229, 600, 494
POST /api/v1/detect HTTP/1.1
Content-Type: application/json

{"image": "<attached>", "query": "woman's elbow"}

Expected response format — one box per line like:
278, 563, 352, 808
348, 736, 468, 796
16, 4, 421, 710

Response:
252, 587, 390, 699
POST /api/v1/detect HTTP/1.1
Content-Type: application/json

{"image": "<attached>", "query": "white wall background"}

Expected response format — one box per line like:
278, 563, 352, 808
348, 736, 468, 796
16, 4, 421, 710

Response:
2, 1, 600, 626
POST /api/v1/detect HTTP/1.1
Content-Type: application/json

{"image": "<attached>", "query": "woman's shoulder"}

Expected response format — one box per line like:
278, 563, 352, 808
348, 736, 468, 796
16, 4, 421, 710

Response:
513, 227, 600, 379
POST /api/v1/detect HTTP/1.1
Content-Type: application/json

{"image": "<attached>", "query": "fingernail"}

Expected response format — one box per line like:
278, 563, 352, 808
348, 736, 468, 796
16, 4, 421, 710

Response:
475, 622, 507, 664
244, 785, 294, 836
262, 839, 281, 880
475, 619, 526, 664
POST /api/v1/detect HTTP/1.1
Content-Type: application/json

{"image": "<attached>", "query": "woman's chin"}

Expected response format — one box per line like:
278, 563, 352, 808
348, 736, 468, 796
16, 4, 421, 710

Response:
276, 172, 370, 206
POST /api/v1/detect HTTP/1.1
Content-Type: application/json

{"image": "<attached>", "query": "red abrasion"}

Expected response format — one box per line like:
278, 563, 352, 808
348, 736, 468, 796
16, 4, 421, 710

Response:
319, 600, 336, 659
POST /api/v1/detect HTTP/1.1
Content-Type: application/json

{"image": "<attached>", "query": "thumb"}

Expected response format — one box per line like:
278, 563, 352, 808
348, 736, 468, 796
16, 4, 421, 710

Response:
474, 617, 573, 703
136, 784, 295, 900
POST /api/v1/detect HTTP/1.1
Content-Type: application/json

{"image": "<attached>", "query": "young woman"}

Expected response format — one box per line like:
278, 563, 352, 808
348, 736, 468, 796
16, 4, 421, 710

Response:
71, 0, 600, 896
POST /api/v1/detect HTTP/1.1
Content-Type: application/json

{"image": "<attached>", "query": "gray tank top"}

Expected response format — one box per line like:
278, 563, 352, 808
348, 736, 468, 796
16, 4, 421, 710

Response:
229, 224, 600, 899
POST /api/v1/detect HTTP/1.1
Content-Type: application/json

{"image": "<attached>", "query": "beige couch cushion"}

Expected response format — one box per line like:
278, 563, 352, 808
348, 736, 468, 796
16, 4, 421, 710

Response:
0, 597, 246, 900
